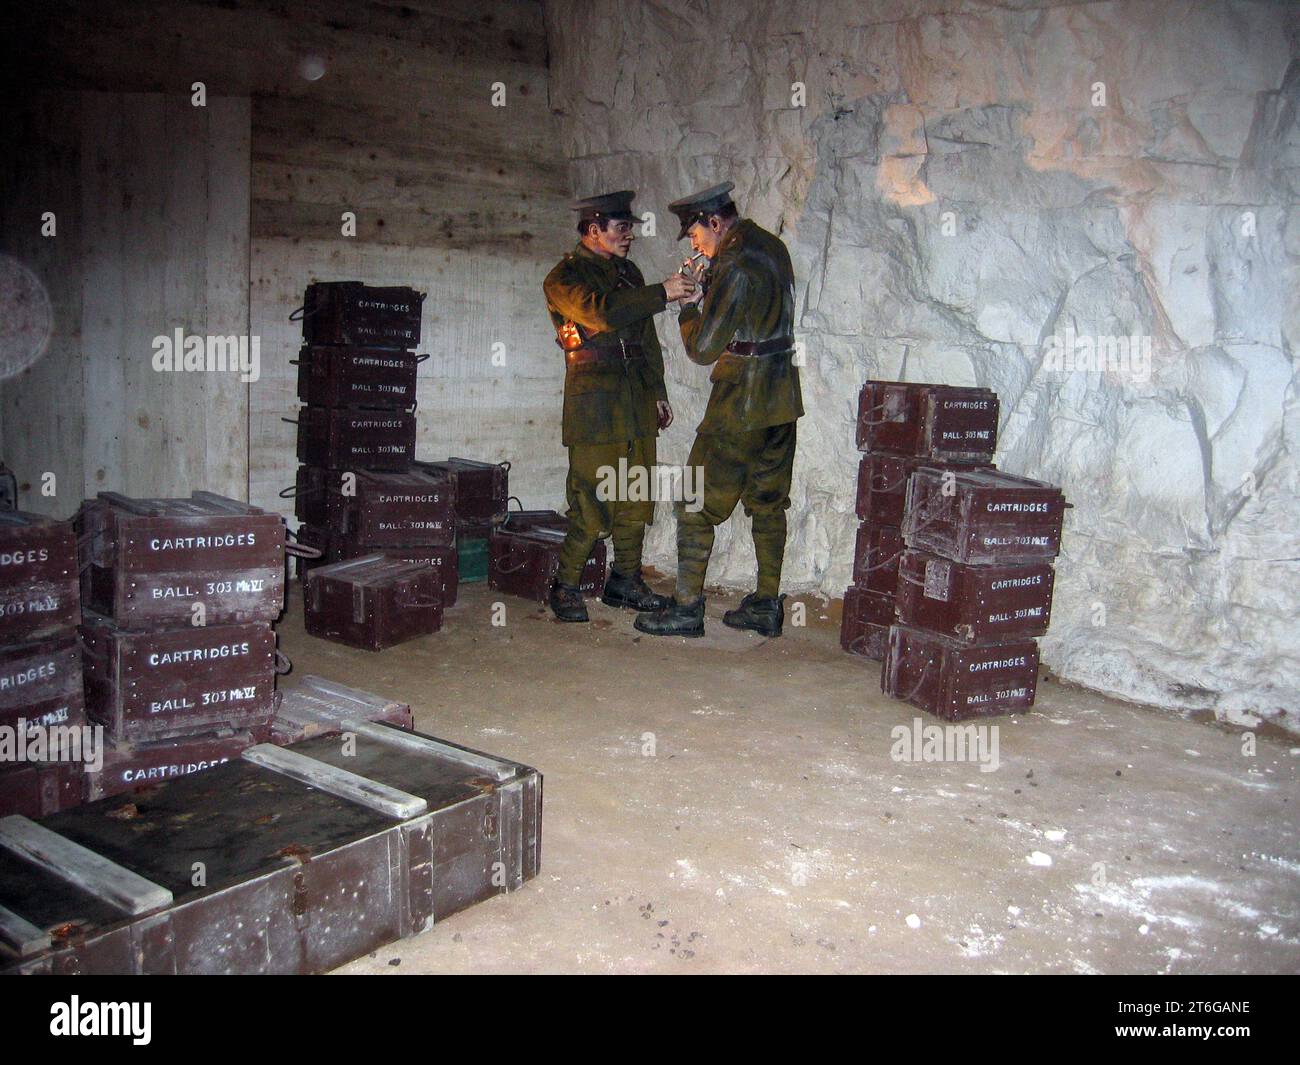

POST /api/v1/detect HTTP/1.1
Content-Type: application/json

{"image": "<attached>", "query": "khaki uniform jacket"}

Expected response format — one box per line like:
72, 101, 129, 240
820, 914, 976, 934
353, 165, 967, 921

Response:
679, 219, 804, 435
543, 244, 669, 447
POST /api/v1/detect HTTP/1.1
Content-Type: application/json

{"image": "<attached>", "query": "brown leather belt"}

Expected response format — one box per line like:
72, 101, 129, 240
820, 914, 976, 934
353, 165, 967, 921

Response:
726, 335, 795, 357
564, 340, 645, 368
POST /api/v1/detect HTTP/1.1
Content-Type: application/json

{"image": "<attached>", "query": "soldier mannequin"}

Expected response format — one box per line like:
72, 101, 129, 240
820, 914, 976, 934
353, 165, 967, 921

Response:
542, 190, 697, 623
635, 182, 803, 638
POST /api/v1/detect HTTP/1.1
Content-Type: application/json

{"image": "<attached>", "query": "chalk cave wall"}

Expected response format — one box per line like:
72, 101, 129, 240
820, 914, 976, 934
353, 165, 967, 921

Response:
541, 0, 1300, 731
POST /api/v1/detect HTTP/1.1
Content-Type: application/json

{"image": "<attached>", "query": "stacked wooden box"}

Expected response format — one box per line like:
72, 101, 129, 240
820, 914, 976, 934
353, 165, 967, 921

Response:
841, 381, 998, 661
0, 512, 88, 817
290, 281, 426, 570
293, 281, 423, 474
294, 466, 459, 609
73, 491, 286, 799
487, 506, 608, 604
882, 467, 1066, 720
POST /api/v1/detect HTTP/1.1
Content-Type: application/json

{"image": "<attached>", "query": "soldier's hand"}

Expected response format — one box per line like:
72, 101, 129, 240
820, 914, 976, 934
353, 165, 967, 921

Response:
656, 400, 673, 430
663, 274, 695, 301
679, 284, 704, 307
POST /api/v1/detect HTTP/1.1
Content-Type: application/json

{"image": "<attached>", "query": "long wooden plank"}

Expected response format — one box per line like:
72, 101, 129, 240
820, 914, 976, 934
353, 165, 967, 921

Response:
0, 816, 173, 916
241, 744, 428, 820
0, 903, 52, 957
283, 713, 516, 783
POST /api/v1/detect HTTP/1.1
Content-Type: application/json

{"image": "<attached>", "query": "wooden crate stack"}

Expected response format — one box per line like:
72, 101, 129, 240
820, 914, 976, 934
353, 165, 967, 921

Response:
72, 492, 286, 799
0, 511, 88, 818
883, 466, 1067, 720
289, 281, 423, 568
840, 381, 999, 661
289, 281, 468, 610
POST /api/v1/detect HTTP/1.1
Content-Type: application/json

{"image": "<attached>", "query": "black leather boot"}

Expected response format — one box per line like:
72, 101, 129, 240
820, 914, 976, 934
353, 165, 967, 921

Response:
722, 593, 785, 637
633, 596, 705, 638
601, 567, 671, 612
548, 580, 588, 623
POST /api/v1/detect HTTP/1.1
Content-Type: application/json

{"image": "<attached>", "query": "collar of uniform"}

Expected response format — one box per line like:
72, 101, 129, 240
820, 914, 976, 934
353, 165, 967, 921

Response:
715, 217, 752, 259
572, 242, 617, 272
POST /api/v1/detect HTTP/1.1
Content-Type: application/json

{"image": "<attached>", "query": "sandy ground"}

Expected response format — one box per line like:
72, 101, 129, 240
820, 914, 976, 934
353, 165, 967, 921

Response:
271, 580, 1300, 975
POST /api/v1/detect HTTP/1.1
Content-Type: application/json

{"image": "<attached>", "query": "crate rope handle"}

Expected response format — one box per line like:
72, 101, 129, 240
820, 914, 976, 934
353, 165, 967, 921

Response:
288, 303, 321, 322
870, 470, 908, 493
857, 398, 900, 427
397, 592, 442, 609
279, 483, 325, 499
415, 353, 431, 363
857, 547, 903, 574
274, 649, 293, 675
284, 527, 324, 559
495, 549, 532, 575
501, 496, 525, 526
847, 632, 880, 655
898, 659, 934, 702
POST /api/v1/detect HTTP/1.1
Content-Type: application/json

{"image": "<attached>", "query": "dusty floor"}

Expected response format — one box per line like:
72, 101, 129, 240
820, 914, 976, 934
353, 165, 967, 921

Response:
275, 580, 1299, 975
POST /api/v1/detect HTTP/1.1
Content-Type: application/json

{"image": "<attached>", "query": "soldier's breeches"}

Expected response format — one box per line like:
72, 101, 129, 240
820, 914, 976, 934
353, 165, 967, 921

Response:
557, 436, 657, 586
673, 422, 797, 599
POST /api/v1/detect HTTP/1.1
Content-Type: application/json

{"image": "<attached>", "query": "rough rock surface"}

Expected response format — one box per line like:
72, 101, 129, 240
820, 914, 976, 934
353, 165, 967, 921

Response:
543, 0, 1300, 732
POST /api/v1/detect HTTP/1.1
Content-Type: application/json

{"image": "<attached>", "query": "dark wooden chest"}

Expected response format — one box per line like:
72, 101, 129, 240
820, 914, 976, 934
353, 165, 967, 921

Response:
488, 526, 607, 603
851, 522, 903, 595
79, 614, 276, 745
856, 454, 994, 526
0, 761, 84, 820
292, 467, 454, 547
839, 585, 895, 661
903, 467, 1067, 565
343, 469, 455, 548
416, 458, 509, 526
0, 511, 80, 645
0, 722, 541, 973
298, 282, 425, 349
882, 625, 1039, 720
0, 635, 86, 733
76, 492, 285, 629
856, 381, 999, 461
296, 346, 420, 409
894, 549, 1055, 644
296, 407, 417, 473
362, 543, 459, 608
305, 556, 442, 651
291, 531, 458, 608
